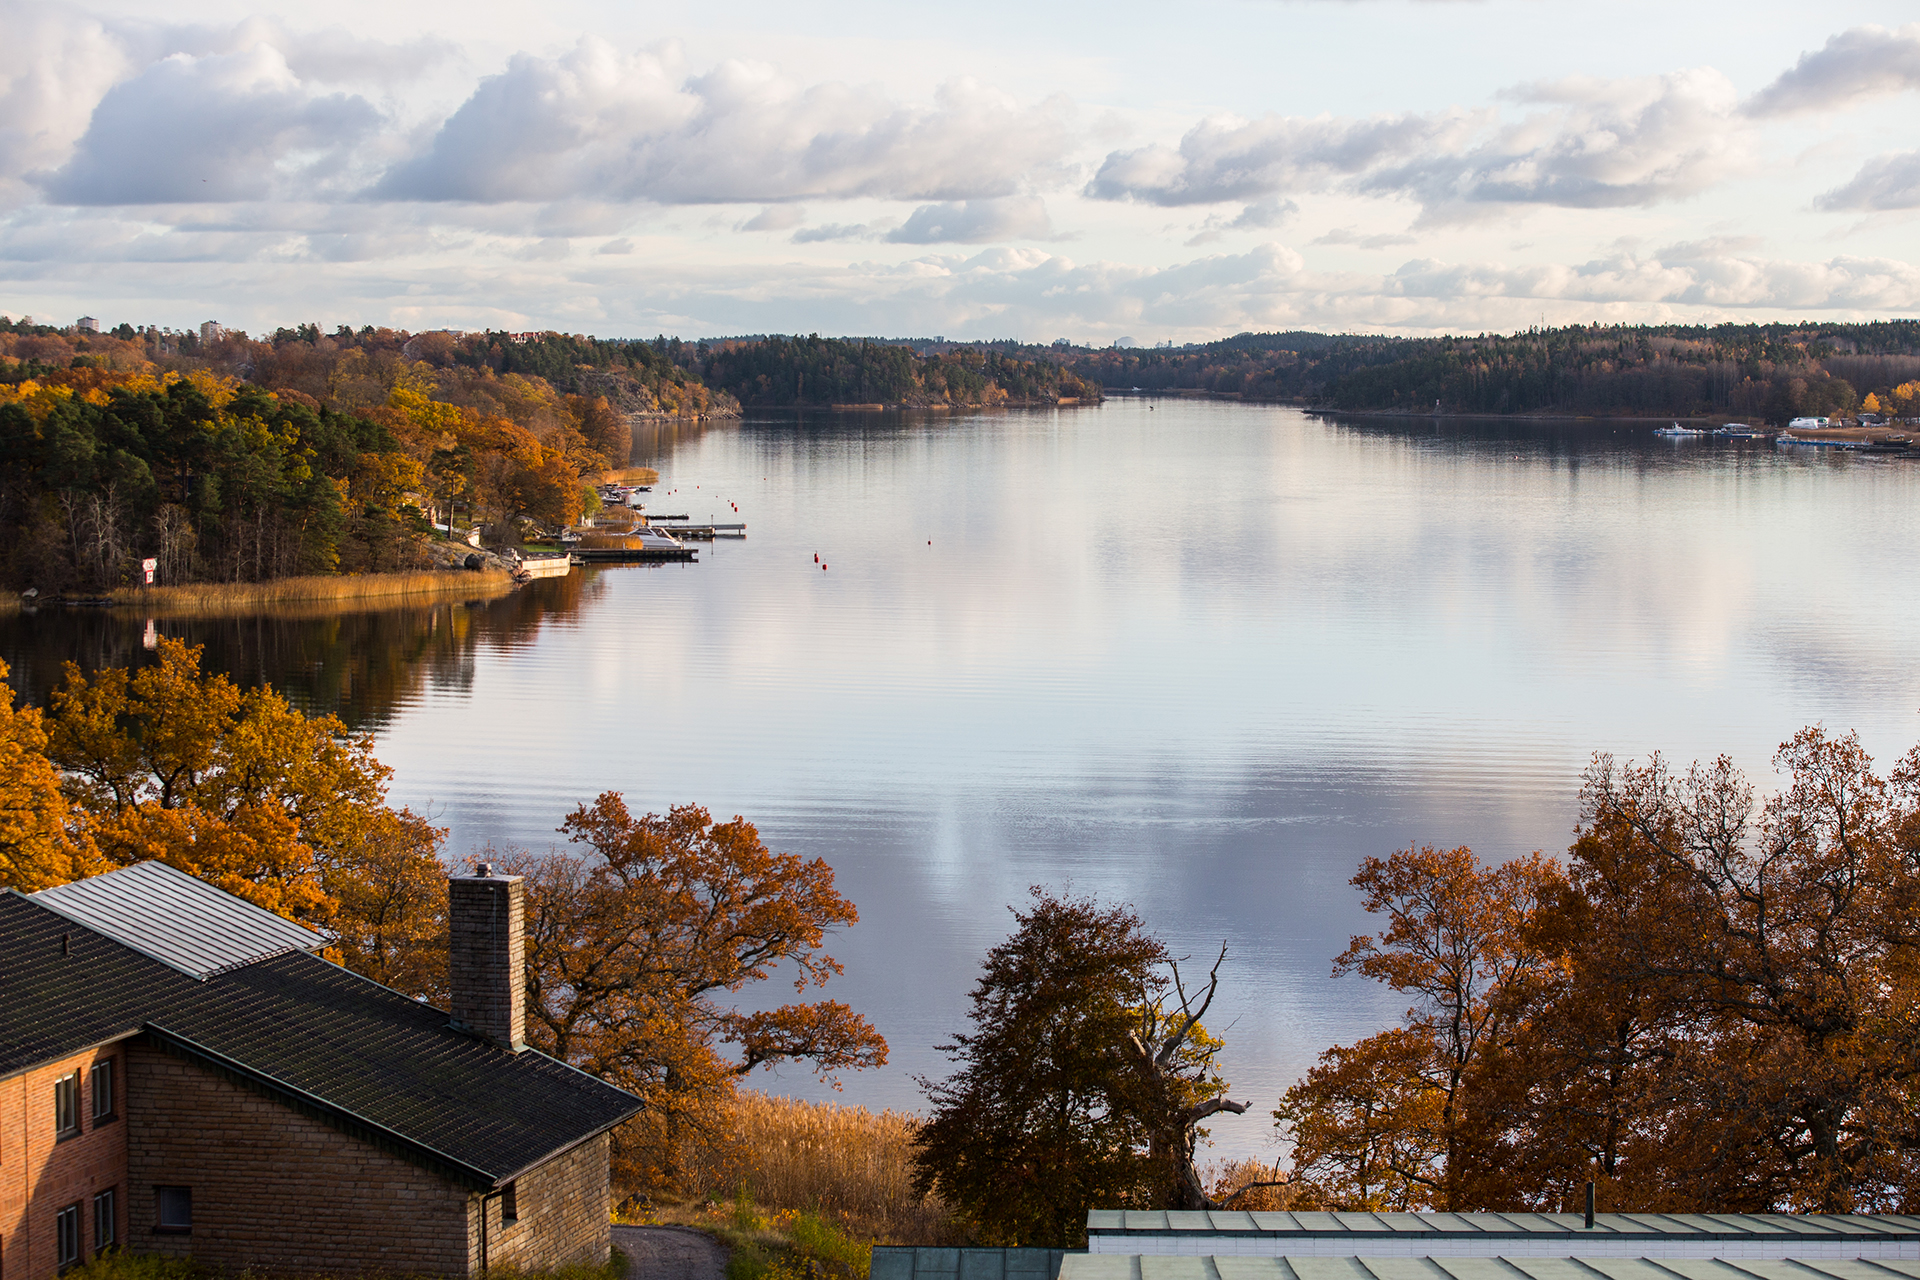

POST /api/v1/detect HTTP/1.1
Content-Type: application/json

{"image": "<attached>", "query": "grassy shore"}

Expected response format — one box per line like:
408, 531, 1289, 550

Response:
603, 466, 662, 484
104, 568, 515, 615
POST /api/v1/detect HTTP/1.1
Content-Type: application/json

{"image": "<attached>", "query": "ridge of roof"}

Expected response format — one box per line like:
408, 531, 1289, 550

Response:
31, 860, 322, 979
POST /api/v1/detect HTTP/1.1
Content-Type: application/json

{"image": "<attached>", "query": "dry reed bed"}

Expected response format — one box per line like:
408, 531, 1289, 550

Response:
106, 569, 514, 615
680, 1090, 949, 1245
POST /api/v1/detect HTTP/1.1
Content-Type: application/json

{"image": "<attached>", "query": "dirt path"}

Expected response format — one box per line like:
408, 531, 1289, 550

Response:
613, 1224, 729, 1280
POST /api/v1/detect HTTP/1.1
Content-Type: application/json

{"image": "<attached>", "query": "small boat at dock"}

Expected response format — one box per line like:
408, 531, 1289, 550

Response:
1654, 422, 1706, 437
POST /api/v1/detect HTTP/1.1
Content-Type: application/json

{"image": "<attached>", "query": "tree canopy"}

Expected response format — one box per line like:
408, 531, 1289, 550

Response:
1280, 727, 1920, 1214
912, 890, 1245, 1246
499, 794, 888, 1192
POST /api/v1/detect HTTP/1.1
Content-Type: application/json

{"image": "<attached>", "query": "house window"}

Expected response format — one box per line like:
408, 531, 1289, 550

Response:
154, 1186, 192, 1234
91, 1059, 115, 1123
94, 1189, 117, 1251
54, 1074, 80, 1140
56, 1203, 81, 1268
501, 1181, 518, 1224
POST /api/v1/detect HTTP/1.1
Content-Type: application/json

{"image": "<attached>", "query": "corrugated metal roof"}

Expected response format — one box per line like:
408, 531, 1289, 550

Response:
1088, 1212, 1920, 1241
1059, 1259, 1920, 1280
870, 1247, 1069, 1280
32, 860, 323, 978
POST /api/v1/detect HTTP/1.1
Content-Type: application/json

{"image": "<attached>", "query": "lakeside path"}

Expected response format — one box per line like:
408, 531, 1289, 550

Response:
613, 1224, 728, 1280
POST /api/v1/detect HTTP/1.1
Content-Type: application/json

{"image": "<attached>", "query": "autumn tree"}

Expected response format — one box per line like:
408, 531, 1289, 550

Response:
0, 658, 99, 891
493, 795, 887, 1195
912, 890, 1248, 1246
29, 638, 448, 989
1277, 845, 1562, 1210
1279, 727, 1920, 1215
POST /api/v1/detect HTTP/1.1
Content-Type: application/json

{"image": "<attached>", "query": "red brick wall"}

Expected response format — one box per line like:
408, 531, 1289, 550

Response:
0, 1041, 132, 1280
125, 1043, 476, 1276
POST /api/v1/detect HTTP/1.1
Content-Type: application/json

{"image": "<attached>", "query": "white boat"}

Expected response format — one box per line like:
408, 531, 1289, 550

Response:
630, 525, 684, 550
1654, 421, 1705, 437
1713, 423, 1763, 438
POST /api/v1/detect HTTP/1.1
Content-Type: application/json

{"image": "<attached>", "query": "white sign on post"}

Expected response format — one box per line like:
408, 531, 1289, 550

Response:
142, 557, 157, 585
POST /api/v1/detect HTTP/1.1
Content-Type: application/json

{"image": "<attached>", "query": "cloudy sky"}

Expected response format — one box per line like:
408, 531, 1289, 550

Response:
5, 0, 1920, 341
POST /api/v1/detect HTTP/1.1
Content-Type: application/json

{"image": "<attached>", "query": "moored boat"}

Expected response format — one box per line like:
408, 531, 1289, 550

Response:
1654, 421, 1706, 437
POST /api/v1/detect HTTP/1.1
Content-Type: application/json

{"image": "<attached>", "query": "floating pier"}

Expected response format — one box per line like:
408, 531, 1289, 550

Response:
570, 546, 697, 562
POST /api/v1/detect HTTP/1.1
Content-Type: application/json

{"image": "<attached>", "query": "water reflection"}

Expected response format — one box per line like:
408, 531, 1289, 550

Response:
9, 402, 1920, 1160
0, 570, 618, 732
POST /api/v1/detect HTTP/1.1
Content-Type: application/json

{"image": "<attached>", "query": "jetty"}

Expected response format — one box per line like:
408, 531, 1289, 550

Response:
645, 515, 746, 539
570, 545, 697, 563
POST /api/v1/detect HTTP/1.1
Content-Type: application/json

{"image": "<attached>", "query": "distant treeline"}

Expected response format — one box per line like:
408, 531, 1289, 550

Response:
1058, 322, 1920, 422
701, 334, 1100, 407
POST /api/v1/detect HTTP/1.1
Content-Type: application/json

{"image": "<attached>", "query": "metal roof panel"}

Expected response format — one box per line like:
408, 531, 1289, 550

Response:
32, 861, 321, 979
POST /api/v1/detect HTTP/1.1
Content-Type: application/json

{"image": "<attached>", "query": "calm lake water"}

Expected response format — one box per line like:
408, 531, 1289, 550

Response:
11, 400, 1920, 1160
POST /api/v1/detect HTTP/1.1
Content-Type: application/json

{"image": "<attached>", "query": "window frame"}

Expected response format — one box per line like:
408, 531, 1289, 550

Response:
53, 1073, 80, 1141
94, 1188, 117, 1252
90, 1059, 116, 1125
153, 1185, 192, 1235
501, 1180, 518, 1224
55, 1201, 82, 1269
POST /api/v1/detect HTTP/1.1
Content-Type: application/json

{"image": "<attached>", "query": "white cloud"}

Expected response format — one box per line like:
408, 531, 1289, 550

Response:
1745, 24, 1920, 116
792, 222, 882, 243
742, 205, 807, 232
1383, 243, 1920, 311
41, 44, 381, 205
1314, 227, 1418, 249
1816, 151, 1920, 212
1087, 109, 1480, 206
0, 2, 131, 207
1087, 70, 1746, 221
375, 38, 1079, 206
887, 196, 1053, 244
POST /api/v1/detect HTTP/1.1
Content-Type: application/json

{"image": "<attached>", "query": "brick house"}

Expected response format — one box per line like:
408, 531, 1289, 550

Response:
0, 862, 642, 1280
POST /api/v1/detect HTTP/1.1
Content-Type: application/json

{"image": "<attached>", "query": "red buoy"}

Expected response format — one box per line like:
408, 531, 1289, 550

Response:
821, 563, 827, 570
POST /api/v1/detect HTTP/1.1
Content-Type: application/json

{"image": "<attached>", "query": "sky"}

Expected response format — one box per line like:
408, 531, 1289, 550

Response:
4, 0, 1920, 342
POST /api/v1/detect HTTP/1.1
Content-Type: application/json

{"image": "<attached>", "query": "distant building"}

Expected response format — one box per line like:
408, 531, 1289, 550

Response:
0, 862, 642, 1279
75, 317, 99, 333
199, 321, 225, 345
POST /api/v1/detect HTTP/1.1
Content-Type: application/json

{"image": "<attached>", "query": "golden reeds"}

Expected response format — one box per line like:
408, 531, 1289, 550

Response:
678, 1091, 950, 1245
602, 466, 661, 484
105, 569, 515, 615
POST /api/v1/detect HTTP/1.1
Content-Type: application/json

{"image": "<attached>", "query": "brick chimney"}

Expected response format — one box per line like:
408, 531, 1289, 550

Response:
448, 863, 527, 1051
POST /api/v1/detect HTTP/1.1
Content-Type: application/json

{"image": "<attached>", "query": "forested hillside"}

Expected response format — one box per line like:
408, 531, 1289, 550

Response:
701, 334, 1100, 407
0, 322, 682, 593
1059, 322, 1920, 423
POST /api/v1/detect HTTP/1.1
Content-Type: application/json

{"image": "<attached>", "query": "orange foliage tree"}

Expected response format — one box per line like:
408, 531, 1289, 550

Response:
493, 795, 888, 1195
1280, 727, 1920, 1214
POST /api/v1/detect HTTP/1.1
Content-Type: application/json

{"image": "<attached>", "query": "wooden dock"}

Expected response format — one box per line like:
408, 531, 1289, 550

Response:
649, 524, 745, 540
571, 546, 697, 562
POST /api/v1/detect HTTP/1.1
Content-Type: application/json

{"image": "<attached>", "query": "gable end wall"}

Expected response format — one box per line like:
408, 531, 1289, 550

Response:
125, 1043, 477, 1275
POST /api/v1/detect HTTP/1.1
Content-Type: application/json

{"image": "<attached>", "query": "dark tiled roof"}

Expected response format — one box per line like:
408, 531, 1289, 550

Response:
32, 861, 324, 978
0, 891, 641, 1188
